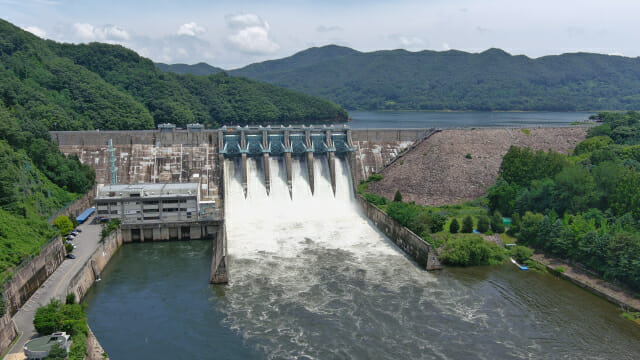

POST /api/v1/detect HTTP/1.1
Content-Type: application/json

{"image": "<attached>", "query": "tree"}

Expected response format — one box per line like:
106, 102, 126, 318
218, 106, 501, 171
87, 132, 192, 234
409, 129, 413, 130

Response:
461, 215, 474, 233
477, 215, 490, 233
491, 212, 505, 234
393, 190, 403, 202
509, 245, 534, 263
449, 218, 460, 234
44, 343, 67, 360
53, 216, 74, 235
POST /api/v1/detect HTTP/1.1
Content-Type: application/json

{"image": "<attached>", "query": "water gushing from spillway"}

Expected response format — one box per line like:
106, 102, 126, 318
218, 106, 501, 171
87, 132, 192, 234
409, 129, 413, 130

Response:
221, 156, 640, 360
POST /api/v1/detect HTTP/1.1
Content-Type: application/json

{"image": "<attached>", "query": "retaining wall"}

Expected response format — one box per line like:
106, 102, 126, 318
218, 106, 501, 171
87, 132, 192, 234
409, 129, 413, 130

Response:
355, 195, 441, 270
66, 229, 123, 302
0, 238, 66, 355
48, 187, 96, 225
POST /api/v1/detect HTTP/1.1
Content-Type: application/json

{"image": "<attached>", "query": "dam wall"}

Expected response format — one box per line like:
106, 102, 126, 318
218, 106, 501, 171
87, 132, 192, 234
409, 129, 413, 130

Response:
50, 128, 428, 199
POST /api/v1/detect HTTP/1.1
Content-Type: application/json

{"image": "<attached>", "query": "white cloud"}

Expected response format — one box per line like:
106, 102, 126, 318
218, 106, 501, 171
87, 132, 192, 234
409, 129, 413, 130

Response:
72, 23, 130, 42
24, 25, 46, 38
177, 22, 205, 36
390, 34, 425, 49
442, 42, 451, 51
317, 25, 343, 33
225, 13, 279, 55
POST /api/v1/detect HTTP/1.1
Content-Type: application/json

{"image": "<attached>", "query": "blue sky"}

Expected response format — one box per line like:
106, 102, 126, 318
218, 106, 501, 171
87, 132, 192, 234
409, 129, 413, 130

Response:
1, 0, 638, 69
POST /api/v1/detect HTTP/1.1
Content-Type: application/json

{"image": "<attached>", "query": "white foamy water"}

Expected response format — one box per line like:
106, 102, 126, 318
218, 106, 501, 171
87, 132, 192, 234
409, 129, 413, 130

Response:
224, 155, 402, 260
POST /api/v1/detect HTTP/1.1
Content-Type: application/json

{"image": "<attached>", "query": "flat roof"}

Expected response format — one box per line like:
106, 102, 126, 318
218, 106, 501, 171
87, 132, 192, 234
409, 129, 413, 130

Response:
96, 183, 199, 199
25, 334, 67, 352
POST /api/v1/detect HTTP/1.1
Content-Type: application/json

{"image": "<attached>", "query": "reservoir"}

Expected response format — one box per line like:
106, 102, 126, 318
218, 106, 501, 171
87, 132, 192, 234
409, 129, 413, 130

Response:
85, 154, 640, 359
347, 111, 593, 128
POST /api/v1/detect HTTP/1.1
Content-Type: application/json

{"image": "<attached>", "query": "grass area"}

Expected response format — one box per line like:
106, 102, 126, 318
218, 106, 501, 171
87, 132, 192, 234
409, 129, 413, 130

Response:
621, 312, 640, 325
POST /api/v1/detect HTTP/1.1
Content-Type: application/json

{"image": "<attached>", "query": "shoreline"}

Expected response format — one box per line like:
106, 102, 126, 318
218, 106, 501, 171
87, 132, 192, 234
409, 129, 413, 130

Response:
531, 253, 640, 313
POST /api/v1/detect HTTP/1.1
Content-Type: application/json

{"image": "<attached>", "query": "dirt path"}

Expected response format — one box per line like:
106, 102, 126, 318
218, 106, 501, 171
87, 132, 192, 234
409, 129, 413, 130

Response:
531, 253, 640, 312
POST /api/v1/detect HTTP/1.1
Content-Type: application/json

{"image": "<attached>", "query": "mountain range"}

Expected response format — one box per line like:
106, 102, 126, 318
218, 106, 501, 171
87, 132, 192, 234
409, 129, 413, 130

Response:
158, 45, 640, 111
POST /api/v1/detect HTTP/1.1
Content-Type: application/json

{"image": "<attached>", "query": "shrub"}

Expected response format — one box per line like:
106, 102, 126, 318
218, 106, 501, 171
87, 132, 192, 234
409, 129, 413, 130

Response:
465, 153, 472, 159
509, 245, 534, 263
394, 190, 403, 202
461, 215, 474, 233
440, 236, 508, 266
100, 219, 120, 241
65, 242, 73, 254
521, 128, 531, 135
65, 293, 76, 305
53, 216, 74, 235
449, 218, 460, 234
556, 266, 566, 273
368, 174, 383, 182
490, 212, 506, 233
45, 343, 68, 360
477, 215, 490, 233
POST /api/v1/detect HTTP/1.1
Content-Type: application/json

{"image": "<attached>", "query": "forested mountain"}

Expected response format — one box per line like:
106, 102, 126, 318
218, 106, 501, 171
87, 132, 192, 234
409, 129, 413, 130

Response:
156, 62, 224, 76
221, 45, 640, 111
0, 18, 346, 283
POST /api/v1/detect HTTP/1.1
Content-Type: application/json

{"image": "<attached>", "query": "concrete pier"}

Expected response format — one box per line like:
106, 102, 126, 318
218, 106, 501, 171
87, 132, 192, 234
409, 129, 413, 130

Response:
306, 152, 315, 194
263, 153, 271, 195
210, 224, 228, 284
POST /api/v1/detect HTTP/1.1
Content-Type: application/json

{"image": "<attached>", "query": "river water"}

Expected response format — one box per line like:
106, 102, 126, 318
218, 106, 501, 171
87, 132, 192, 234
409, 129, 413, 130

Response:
85, 155, 640, 359
346, 111, 593, 128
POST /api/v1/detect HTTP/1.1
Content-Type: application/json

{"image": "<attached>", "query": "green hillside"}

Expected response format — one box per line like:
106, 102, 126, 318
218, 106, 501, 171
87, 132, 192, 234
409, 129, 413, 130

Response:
0, 18, 347, 284
228, 45, 640, 111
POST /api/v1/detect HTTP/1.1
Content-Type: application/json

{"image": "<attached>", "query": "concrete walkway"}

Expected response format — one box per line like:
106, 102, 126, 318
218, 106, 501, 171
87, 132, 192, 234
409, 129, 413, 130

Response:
4, 217, 102, 358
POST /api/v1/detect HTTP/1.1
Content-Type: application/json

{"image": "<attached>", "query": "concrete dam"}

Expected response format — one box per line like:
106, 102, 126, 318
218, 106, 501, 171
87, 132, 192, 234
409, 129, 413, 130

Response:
51, 125, 441, 284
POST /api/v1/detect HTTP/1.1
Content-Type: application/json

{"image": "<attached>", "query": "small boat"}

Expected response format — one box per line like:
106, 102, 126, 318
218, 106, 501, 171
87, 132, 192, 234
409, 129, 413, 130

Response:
510, 257, 529, 270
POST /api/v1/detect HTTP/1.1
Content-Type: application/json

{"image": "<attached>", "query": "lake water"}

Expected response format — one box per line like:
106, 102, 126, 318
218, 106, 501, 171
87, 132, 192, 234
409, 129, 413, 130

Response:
345, 111, 593, 128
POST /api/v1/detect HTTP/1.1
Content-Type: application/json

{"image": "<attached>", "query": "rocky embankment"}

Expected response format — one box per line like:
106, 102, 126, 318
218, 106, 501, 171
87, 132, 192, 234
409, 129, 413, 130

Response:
368, 127, 587, 205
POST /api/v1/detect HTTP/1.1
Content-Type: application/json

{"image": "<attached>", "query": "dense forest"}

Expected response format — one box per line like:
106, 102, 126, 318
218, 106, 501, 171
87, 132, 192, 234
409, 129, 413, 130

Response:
0, 18, 347, 284
487, 112, 640, 292
198, 45, 640, 111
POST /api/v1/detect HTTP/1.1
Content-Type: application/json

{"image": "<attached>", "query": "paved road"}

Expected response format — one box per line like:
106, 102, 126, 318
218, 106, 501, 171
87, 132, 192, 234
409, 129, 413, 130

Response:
5, 216, 102, 358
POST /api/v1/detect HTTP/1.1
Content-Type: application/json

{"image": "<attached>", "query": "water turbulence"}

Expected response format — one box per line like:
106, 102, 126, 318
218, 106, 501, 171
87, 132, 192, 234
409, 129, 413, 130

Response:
222, 155, 640, 359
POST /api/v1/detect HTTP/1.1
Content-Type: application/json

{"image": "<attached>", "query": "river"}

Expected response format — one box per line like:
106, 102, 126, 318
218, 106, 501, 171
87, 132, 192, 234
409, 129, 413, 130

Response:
85, 154, 640, 359
345, 111, 593, 128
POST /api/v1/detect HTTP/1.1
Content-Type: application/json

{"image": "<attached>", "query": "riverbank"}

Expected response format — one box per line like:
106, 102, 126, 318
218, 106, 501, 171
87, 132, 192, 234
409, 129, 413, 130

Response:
531, 253, 640, 313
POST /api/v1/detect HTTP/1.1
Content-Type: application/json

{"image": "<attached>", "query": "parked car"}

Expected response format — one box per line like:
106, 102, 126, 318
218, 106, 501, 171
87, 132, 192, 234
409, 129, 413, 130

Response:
66, 254, 76, 259
74, 228, 82, 233
65, 235, 75, 241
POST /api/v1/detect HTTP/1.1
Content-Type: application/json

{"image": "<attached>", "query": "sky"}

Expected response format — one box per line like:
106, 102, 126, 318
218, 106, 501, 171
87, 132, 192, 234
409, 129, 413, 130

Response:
1, 0, 639, 69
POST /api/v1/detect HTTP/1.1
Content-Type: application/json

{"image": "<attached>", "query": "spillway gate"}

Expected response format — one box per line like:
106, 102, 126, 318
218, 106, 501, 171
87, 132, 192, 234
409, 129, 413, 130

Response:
218, 125, 355, 197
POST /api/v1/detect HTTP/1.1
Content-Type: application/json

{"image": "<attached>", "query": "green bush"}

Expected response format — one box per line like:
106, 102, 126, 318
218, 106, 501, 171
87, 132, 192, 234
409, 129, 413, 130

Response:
490, 212, 506, 233
449, 218, 460, 234
461, 215, 474, 233
509, 245, 534, 263
100, 219, 120, 241
368, 174, 383, 182
465, 153, 472, 159
65, 293, 76, 305
53, 216, 74, 235
440, 236, 508, 266
393, 190, 403, 202
44, 343, 68, 360
65, 242, 73, 254
477, 215, 490, 233
556, 266, 566, 273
